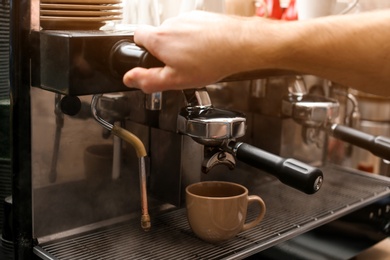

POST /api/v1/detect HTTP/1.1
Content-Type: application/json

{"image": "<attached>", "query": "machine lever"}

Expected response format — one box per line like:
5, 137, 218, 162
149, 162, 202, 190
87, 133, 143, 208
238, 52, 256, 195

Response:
110, 42, 294, 81
228, 141, 323, 194
329, 124, 390, 161
110, 41, 164, 77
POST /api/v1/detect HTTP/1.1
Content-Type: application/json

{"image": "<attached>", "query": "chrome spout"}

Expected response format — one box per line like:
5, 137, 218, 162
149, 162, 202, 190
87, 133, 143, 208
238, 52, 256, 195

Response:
202, 146, 236, 173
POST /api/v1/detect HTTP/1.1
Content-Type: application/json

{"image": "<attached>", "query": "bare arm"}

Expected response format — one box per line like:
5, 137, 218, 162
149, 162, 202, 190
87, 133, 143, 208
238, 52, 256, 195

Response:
123, 10, 390, 96
275, 10, 390, 96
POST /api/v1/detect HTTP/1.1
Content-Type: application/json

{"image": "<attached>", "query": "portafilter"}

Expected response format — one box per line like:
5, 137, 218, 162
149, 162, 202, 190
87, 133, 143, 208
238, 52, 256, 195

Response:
177, 88, 323, 195
282, 93, 390, 161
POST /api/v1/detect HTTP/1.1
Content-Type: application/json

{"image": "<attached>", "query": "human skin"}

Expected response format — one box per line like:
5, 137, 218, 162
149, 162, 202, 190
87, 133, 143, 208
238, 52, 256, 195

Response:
123, 10, 390, 96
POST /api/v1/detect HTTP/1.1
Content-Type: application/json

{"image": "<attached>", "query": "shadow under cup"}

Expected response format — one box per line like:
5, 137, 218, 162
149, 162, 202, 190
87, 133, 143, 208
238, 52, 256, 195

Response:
186, 181, 266, 243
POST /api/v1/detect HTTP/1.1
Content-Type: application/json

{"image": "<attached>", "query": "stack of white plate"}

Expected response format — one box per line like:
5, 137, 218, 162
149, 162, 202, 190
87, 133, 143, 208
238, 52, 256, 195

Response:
40, 0, 123, 30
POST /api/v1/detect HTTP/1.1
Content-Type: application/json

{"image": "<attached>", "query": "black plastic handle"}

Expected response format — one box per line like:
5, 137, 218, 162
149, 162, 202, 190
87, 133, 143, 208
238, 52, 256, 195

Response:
231, 142, 323, 194
110, 42, 295, 81
330, 124, 390, 161
110, 41, 164, 77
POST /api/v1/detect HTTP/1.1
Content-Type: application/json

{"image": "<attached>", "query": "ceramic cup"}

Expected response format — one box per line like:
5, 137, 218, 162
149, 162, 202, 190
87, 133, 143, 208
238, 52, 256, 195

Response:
155, 0, 225, 23
296, 0, 359, 20
186, 181, 266, 243
84, 144, 113, 186
197, 0, 225, 13
178, 0, 225, 13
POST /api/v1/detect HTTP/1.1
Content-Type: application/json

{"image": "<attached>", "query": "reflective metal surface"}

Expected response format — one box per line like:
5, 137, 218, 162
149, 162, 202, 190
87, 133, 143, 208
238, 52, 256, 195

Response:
35, 165, 390, 260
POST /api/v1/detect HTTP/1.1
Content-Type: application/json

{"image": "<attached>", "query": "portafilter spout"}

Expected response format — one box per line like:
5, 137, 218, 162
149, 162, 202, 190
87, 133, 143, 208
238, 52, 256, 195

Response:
91, 94, 151, 231
177, 88, 323, 194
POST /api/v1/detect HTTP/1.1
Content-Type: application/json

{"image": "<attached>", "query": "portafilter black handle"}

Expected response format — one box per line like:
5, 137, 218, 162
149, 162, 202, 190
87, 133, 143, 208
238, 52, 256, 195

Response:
329, 124, 390, 161
110, 42, 295, 80
227, 141, 323, 194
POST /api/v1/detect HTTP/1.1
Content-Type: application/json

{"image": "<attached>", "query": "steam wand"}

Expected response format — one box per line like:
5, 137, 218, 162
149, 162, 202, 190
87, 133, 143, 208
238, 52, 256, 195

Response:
91, 94, 151, 231
49, 93, 64, 183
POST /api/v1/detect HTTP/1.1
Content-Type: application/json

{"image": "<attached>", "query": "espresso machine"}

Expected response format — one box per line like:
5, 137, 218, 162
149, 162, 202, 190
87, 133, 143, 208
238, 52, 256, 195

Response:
3, 0, 390, 259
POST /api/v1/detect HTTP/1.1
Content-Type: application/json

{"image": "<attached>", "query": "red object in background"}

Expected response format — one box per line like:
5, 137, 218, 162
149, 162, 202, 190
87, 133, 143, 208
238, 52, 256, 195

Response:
357, 163, 375, 173
256, 0, 284, 20
282, 0, 297, 20
256, 0, 297, 21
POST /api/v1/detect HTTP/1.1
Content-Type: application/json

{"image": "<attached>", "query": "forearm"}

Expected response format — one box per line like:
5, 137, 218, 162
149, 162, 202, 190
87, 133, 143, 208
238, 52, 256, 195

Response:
245, 10, 390, 96
124, 10, 390, 96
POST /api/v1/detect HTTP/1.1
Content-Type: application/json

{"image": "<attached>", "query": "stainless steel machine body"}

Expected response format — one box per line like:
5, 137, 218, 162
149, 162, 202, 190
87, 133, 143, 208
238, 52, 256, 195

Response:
4, 1, 390, 259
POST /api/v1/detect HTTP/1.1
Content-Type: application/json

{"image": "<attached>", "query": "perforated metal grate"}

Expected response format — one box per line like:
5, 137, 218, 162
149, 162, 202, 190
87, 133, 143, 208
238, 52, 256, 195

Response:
0, 0, 10, 99
37, 166, 390, 260
0, 158, 11, 230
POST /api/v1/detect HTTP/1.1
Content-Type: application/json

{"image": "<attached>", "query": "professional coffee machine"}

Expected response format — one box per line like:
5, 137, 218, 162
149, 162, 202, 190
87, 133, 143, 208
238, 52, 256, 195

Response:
3, 1, 390, 259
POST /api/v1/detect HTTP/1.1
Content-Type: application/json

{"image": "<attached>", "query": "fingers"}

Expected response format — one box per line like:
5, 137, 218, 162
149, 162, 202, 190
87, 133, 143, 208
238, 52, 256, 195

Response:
133, 25, 156, 49
126, 26, 174, 93
123, 67, 172, 94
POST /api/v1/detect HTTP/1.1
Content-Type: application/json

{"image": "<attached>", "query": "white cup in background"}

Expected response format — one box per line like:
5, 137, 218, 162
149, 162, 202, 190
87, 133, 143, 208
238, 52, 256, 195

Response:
179, 0, 225, 14
157, 0, 182, 22
158, 0, 225, 23
296, 0, 359, 20
122, 0, 160, 25
199, 0, 225, 13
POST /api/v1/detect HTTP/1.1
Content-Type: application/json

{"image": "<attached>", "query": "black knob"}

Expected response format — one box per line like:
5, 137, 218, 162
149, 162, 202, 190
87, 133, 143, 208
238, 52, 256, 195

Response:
110, 41, 164, 77
60, 96, 82, 116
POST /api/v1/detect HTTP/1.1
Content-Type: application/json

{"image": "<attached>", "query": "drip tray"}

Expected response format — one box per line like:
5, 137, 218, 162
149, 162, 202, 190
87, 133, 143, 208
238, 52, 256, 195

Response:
35, 166, 390, 260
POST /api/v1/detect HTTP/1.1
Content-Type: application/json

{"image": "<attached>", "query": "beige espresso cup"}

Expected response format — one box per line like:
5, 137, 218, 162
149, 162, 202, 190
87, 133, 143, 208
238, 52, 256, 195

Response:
186, 181, 266, 243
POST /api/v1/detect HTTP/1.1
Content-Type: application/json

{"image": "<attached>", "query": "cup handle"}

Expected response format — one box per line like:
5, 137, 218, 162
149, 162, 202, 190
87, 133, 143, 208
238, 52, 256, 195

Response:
337, 0, 359, 15
242, 195, 266, 231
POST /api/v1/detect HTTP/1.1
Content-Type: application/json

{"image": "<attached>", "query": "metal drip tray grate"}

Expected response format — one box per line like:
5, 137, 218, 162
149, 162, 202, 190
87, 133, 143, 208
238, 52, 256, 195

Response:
36, 166, 390, 260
